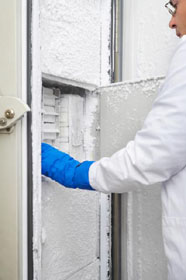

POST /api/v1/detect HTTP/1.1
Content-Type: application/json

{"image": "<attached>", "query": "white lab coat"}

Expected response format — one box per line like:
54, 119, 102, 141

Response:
89, 35, 186, 280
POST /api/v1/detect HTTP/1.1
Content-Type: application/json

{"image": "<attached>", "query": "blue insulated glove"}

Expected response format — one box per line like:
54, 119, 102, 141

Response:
42, 143, 94, 191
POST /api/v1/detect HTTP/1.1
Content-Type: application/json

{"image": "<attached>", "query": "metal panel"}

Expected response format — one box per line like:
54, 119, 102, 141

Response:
99, 78, 167, 279
0, 1, 27, 279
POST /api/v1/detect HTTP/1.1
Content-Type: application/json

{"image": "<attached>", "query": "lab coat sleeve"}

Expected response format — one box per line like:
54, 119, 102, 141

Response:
89, 36, 186, 193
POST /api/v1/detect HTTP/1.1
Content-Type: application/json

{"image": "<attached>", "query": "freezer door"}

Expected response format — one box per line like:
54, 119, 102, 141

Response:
98, 78, 167, 280
0, 1, 28, 279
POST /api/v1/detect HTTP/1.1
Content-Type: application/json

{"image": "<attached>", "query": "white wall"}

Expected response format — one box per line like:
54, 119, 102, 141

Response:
39, 1, 111, 280
122, 0, 178, 80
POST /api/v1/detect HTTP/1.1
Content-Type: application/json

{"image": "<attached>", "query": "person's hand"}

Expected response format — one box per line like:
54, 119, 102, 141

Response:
42, 143, 94, 190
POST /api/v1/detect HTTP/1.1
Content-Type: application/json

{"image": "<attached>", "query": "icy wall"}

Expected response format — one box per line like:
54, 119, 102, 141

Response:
41, 0, 100, 87
40, 1, 111, 280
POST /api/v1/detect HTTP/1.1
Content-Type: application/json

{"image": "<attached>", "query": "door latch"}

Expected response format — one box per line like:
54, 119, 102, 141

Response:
0, 96, 30, 134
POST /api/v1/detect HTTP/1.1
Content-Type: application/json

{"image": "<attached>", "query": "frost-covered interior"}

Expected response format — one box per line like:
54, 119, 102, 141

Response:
39, 0, 111, 279
41, 84, 100, 280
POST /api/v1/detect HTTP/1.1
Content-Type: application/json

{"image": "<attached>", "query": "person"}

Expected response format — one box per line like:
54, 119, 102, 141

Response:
42, 1, 186, 279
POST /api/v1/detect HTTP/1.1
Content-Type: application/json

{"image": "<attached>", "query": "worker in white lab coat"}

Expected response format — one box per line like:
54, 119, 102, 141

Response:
42, 1, 186, 279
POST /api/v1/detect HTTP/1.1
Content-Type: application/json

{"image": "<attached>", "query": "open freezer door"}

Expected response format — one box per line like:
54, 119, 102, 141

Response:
98, 77, 167, 280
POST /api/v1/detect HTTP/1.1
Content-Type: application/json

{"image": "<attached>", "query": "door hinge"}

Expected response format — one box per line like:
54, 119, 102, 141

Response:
0, 96, 30, 134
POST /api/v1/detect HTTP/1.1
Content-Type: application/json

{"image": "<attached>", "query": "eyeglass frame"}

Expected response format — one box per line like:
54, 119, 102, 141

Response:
165, 1, 177, 16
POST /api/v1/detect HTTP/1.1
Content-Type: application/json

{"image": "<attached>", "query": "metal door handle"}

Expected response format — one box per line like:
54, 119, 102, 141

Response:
0, 96, 30, 133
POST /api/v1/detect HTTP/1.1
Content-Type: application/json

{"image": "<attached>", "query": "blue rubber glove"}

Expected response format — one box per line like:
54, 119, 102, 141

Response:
42, 143, 95, 191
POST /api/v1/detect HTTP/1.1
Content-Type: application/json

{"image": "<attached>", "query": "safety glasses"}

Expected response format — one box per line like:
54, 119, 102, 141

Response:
165, 1, 177, 16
